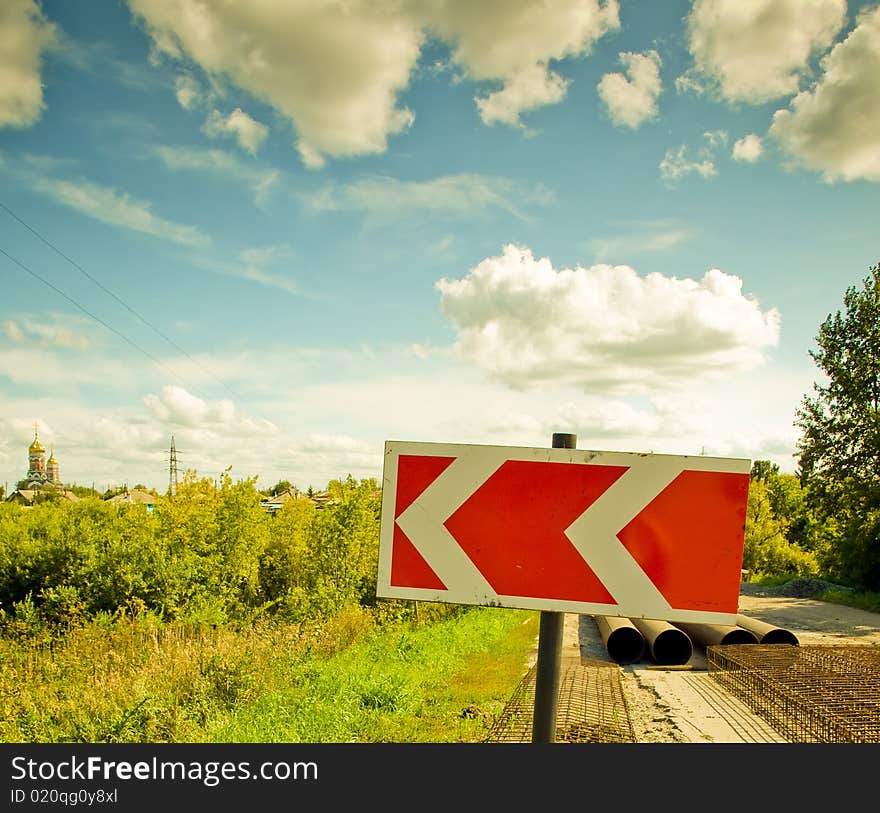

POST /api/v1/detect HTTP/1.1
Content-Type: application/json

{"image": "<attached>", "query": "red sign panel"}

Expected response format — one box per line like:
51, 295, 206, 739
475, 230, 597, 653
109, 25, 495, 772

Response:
378, 441, 750, 624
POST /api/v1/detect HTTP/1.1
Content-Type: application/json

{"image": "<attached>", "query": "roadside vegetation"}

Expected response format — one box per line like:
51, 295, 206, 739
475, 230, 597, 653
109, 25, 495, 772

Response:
0, 601, 537, 743
0, 474, 539, 742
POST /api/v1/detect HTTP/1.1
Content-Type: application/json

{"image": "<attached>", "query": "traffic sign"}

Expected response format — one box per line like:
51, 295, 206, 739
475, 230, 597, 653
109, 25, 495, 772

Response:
377, 440, 751, 624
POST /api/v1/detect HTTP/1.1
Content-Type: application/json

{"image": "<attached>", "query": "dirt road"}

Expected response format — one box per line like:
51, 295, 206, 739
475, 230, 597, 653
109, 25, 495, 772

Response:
569, 588, 880, 743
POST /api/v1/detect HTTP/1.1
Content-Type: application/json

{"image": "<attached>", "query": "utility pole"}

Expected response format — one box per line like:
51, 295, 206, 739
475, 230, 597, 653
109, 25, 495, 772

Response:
168, 435, 179, 496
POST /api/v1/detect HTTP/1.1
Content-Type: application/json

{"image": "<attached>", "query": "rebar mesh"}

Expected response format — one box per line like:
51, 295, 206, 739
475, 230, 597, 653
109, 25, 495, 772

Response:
707, 644, 880, 743
485, 656, 636, 743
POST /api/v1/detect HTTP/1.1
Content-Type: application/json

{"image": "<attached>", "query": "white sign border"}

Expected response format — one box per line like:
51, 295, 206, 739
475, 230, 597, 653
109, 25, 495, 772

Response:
378, 440, 751, 624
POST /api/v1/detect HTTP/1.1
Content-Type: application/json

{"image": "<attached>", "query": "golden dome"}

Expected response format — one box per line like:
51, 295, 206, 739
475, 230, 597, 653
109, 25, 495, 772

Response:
48, 449, 58, 464
29, 435, 45, 454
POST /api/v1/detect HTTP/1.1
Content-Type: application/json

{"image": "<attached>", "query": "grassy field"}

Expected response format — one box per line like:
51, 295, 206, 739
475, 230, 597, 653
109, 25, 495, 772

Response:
0, 605, 539, 743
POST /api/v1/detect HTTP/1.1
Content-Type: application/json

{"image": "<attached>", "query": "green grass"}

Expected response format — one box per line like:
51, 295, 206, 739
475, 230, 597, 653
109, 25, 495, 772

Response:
0, 605, 539, 743
209, 607, 539, 742
817, 590, 880, 614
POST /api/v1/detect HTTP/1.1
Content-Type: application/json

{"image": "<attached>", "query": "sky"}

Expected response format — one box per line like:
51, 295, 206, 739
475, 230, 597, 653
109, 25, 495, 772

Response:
1, 0, 878, 495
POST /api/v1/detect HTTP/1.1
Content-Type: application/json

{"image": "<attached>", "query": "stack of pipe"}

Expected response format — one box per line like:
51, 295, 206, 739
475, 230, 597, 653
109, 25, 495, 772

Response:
593, 614, 800, 665
735, 614, 800, 645
630, 618, 693, 666
593, 615, 645, 664
673, 622, 758, 648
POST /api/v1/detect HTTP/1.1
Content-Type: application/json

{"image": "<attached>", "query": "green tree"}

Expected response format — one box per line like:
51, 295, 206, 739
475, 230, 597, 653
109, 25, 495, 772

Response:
795, 260, 880, 589
796, 262, 880, 482
750, 459, 780, 481
743, 478, 819, 578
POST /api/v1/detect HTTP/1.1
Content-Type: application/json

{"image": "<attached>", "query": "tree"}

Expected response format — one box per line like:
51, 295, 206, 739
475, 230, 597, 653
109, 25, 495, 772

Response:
796, 261, 880, 483
743, 477, 819, 578
795, 260, 880, 589
750, 459, 780, 482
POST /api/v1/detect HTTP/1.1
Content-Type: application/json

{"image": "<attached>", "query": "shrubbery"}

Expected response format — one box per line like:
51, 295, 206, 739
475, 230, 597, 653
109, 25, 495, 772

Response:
0, 471, 397, 635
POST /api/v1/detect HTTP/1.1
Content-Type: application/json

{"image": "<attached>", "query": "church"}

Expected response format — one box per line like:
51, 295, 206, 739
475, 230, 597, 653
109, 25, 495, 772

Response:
6, 425, 79, 505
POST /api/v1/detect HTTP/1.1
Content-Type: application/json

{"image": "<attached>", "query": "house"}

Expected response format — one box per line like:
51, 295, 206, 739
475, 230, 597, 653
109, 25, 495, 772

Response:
260, 486, 304, 515
6, 488, 80, 506
106, 488, 158, 512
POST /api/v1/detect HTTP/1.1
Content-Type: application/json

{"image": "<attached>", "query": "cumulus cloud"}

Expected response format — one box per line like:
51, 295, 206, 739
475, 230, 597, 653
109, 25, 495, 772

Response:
684, 0, 846, 103
128, 0, 421, 168
0, 0, 57, 128
436, 244, 780, 393
554, 398, 663, 438
127, 0, 619, 164
659, 145, 716, 183
203, 107, 268, 155
476, 62, 568, 126
144, 385, 276, 436
769, 5, 880, 182
597, 50, 662, 129
732, 133, 764, 163
428, 0, 619, 127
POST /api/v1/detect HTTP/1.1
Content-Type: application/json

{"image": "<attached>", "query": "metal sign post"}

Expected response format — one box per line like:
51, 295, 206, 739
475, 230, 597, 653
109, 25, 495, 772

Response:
531, 432, 575, 743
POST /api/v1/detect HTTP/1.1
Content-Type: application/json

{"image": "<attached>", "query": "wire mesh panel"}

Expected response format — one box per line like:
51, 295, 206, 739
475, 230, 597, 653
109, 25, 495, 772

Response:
485, 656, 636, 743
707, 644, 880, 743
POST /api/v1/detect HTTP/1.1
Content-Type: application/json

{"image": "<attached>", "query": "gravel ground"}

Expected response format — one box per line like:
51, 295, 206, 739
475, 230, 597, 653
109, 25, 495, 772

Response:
566, 584, 880, 743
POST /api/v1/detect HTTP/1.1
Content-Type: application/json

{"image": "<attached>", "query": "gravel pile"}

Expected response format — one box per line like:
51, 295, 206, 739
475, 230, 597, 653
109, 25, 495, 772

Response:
740, 578, 854, 598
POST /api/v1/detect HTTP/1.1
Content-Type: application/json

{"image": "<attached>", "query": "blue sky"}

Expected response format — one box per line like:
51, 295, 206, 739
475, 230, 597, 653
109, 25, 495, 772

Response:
1, 0, 878, 493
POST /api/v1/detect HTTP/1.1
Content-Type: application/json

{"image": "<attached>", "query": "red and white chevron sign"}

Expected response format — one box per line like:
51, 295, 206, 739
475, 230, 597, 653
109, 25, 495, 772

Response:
377, 441, 751, 624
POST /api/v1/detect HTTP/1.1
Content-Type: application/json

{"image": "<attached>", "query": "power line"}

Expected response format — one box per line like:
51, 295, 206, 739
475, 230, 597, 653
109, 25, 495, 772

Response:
0, 201, 233, 397
0, 245, 191, 388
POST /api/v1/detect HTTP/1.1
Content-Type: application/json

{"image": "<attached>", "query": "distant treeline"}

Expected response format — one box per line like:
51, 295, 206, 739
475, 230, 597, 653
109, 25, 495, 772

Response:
0, 471, 386, 632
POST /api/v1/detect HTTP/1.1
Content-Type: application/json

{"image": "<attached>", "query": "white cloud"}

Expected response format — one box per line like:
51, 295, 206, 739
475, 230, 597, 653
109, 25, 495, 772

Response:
189, 247, 300, 296
0, 0, 57, 128
684, 0, 846, 103
0, 338, 812, 493
127, 0, 619, 164
152, 144, 279, 205
476, 63, 569, 127
428, 0, 619, 127
674, 68, 709, 97
174, 73, 199, 108
128, 0, 421, 168
703, 129, 728, 149
589, 220, 695, 261
0, 347, 136, 389
769, 5, 880, 182
3, 315, 92, 351
659, 145, 716, 183
13, 164, 211, 246
732, 133, 764, 163
597, 50, 662, 129
436, 244, 781, 393
554, 398, 662, 438
144, 385, 276, 436
203, 107, 268, 155
1, 151, 210, 245
305, 173, 552, 222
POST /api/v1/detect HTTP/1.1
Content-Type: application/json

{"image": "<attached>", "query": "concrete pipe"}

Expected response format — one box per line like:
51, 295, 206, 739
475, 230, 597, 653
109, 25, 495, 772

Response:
594, 615, 645, 664
630, 618, 693, 665
735, 614, 799, 646
673, 622, 758, 648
